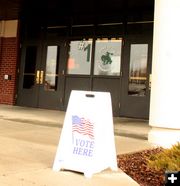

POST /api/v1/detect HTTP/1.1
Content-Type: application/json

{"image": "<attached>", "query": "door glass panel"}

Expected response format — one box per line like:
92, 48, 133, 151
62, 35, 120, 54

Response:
128, 44, 148, 96
44, 46, 59, 91
67, 39, 92, 75
94, 38, 122, 76
23, 46, 37, 89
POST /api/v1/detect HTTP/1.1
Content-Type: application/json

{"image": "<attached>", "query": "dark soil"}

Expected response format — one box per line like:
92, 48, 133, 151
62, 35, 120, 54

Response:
117, 148, 165, 186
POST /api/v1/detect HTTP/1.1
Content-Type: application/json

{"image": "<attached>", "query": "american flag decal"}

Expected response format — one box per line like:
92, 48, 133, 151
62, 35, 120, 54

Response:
72, 115, 94, 140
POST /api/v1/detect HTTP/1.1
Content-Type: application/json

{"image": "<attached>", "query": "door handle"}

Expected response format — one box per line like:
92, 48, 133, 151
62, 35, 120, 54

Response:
40, 71, 44, 84
36, 70, 40, 84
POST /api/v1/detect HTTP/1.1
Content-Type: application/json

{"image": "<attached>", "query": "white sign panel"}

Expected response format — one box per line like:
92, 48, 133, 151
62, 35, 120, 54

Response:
53, 90, 117, 177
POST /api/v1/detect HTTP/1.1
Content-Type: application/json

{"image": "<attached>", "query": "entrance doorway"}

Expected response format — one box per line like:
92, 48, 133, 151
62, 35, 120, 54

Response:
17, 36, 152, 118
64, 37, 123, 116
120, 36, 152, 118
17, 40, 66, 110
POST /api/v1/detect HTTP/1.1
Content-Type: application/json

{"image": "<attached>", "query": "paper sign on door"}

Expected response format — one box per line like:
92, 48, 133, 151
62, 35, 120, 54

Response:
53, 90, 117, 177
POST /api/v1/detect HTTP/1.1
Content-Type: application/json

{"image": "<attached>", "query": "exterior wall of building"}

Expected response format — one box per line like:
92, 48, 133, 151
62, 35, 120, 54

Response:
148, 0, 180, 147
0, 20, 19, 105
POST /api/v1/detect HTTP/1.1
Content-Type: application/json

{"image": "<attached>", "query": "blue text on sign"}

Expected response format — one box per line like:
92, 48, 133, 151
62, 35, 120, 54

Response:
73, 139, 94, 157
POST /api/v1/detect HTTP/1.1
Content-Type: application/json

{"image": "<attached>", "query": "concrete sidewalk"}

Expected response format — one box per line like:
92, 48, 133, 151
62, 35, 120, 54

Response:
0, 104, 151, 140
0, 104, 153, 186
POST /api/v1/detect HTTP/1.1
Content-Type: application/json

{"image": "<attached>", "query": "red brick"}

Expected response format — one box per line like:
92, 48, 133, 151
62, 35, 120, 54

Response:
0, 37, 19, 105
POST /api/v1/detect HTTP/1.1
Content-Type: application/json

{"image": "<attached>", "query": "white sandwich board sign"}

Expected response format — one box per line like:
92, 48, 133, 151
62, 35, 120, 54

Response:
53, 90, 117, 177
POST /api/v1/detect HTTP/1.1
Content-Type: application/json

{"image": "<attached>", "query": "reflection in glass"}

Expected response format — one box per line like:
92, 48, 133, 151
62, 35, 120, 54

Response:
67, 39, 92, 75
23, 46, 37, 89
94, 38, 122, 76
44, 46, 58, 91
128, 44, 148, 96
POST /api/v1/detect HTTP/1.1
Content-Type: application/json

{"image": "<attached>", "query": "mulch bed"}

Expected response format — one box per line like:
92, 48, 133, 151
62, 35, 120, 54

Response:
117, 148, 165, 186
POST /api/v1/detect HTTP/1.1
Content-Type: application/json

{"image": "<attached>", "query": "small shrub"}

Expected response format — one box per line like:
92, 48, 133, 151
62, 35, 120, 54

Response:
148, 142, 180, 171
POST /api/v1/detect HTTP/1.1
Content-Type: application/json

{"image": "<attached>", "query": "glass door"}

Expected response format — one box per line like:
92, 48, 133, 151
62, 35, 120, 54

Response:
63, 37, 123, 116
17, 41, 66, 110
92, 38, 123, 116
64, 39, 93, 108
17, 43, 40, 107
120, 37, 152, 119
38, 43, 66, 109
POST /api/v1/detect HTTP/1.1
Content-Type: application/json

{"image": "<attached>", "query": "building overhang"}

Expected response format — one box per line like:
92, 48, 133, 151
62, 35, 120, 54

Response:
0, 0, 154, 24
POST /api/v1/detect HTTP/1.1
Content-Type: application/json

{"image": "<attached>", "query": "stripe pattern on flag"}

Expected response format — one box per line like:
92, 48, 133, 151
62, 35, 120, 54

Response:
72, 115, 94, 140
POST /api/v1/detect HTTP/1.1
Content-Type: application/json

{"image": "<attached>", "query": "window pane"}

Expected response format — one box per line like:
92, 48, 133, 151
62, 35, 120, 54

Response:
67, 39, 92, 75
44, 46, 58, 91
94, 38, 122, 76
23, 46, 37, 89
128, 44, 148, 96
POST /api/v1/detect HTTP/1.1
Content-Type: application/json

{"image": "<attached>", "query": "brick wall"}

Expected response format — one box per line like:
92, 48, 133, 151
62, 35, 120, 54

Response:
0, 37, 18, 104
